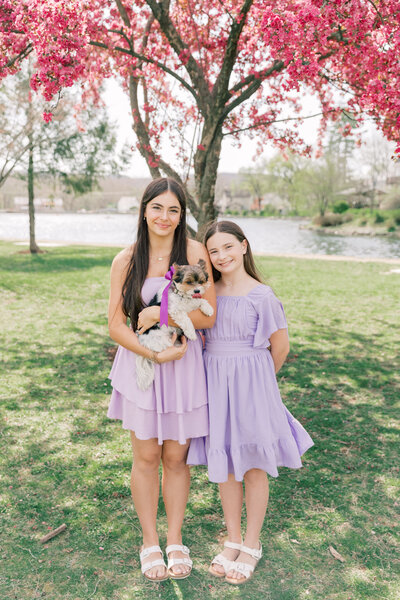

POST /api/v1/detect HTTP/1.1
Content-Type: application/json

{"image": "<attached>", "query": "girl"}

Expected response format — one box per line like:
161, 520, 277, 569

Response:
107, 178, 216, 582
188, 220, 313, 585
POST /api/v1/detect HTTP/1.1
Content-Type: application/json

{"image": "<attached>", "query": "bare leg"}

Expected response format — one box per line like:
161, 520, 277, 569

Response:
130, 432, 166, 580
161, 439, 191, 576
211, 473, 243, 575
227, 468, 269, 582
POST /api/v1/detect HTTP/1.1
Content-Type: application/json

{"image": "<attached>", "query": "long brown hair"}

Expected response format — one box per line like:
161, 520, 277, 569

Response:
203, 220, 263, 283
122, 177, 188, 329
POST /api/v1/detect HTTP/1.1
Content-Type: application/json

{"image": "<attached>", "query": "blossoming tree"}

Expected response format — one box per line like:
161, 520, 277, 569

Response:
1, 0, 399, 228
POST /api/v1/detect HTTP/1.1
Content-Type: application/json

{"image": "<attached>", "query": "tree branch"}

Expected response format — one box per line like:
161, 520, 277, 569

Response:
212, 0, 254, 105
144, 0, 211, 113
0, 141, 31, 188
128, 75, 200, 220
114, 0, 131, 28
89, 39, 199, 102
222, 110, 337, 137
221, 60, 285, 121
229, 72, 256, 95
4, 43, 33, 70
365, 0, 385, 25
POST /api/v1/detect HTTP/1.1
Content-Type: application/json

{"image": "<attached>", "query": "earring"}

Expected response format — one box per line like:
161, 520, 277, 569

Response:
143, 216, 146, 221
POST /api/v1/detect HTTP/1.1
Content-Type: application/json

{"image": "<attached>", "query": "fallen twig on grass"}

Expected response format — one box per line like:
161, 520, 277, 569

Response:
40, 523, 67, 544
329, 545, 345, 562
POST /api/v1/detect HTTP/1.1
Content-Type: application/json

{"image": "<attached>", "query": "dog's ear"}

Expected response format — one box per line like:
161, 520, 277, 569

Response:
197, 258, 206, 269
172, 263, 184, 283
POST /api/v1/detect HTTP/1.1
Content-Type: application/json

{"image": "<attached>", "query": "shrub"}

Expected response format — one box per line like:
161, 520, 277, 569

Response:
333, 201, 350, 214
312, 213, 351, 227
393, 209, 400, 225
387, 226, 396, 232
374, 212, 385, 224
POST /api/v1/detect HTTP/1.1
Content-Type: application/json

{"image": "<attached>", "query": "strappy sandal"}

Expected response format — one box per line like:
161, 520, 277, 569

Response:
209, 540, 242, 578
139, 545, 168, 582
166, 544, 193, 580
225, 542, 262, 585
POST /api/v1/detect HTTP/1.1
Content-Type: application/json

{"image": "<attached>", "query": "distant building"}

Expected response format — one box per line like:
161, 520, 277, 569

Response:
13, 196, 63, 210
217, 188, 290, 215
117, 196, 139, 213
218, 189, 253, 213
14, 197, 28, 209
261, 193, 291, 215
336, 186, 386, 209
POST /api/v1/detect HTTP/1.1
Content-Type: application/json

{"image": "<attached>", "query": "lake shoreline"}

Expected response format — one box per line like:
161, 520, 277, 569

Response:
301, 223, 400, 240
8, 239, 400, 264
2, 213, 399, 259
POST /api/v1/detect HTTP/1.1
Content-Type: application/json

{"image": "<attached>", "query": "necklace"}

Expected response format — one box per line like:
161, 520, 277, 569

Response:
150, 254, 169, 262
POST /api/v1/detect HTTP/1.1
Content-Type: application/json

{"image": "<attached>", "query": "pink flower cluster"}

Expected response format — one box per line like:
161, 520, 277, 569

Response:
1, 0, 399, 156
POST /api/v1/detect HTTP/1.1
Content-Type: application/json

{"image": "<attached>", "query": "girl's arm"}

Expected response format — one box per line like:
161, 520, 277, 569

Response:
186, 239, 216, 329
269, 329, 290, 373
108, 250, 187, 363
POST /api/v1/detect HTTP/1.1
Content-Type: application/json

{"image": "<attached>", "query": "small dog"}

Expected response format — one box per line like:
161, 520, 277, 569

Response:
136, 259, 214, 390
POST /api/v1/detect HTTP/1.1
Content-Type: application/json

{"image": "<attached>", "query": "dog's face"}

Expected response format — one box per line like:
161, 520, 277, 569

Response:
172, 259, 209, 298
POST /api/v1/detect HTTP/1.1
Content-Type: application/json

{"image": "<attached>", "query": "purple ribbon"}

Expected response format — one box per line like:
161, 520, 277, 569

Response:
160, 265, 175, 327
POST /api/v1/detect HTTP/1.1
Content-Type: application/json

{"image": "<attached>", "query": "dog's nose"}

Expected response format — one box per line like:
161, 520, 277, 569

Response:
193, 289, 200, 294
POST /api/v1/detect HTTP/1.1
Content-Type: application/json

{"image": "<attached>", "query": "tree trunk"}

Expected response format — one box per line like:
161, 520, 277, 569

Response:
194, 129, 223, 233
27, 136, 39, 254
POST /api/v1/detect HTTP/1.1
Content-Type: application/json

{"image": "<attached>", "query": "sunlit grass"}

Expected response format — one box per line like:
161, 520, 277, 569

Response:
0, 241, 399, 600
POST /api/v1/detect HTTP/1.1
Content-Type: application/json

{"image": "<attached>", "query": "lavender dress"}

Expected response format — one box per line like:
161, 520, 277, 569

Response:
187, 284, 314, 482
107, 277, 209, 445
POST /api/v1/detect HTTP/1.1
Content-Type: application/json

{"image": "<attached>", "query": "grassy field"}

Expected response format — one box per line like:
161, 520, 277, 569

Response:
0, 241, 399, 600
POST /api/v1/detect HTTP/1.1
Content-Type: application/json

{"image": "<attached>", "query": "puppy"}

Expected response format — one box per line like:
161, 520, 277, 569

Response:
136, 259, 213, 390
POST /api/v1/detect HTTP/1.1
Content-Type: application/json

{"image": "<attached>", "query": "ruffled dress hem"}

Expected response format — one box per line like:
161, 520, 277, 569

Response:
108, 388, 209, 446
187, 432, 314, 482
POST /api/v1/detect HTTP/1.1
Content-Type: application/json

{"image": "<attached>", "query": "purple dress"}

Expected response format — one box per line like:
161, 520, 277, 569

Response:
107, 277, 209, 445
187, 284, 314, 482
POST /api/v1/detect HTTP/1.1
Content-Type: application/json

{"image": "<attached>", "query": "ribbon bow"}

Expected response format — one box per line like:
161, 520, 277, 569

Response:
160, 265, 175, 327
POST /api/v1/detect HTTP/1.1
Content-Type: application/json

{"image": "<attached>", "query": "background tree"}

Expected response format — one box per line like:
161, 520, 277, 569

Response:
0, 64, 124, 253
359, 134, 397, 210
302, 154, 343, 217
1, 0, 400, 230
265, 153, 309, 215
0, 77, 32, 189
238, 161, 269, 209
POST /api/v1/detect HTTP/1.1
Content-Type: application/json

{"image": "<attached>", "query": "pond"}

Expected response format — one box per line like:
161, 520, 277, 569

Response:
1, 212, 399, 259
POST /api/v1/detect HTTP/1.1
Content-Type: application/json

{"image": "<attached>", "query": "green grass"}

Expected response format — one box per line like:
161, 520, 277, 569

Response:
0, 241, 399, 600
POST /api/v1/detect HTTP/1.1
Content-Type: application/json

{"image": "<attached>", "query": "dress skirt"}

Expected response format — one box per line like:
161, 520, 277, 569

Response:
187, 285, 314, 481
107, 277, 209, 445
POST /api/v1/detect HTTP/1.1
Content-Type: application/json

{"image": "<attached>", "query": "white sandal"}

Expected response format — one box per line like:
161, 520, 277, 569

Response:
209, 540, 242, 577
139, 545, 168, 582
166, 544, 193, 579
225, 542, 263, 585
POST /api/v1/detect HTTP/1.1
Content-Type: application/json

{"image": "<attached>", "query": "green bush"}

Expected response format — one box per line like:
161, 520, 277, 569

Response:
312, 213, 351, 227
333, 201, 350, 214
393, 209, 400, 225
374, 212, 385, 224
387, 226, 396, 232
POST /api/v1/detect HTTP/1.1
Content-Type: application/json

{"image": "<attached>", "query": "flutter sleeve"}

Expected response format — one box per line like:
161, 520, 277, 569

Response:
252, 287, 288, 349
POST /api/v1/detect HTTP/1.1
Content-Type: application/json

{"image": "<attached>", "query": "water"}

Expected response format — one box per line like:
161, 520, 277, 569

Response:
1, 212, 399, 259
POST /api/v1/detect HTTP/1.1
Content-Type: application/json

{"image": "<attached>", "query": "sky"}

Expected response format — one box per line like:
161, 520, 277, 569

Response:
103, 79, 322, 179
103, 78, 399, 183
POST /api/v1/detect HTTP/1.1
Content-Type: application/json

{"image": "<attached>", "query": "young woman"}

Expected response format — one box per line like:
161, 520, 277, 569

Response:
188, 220, 313, 585
107, 178, 216, 582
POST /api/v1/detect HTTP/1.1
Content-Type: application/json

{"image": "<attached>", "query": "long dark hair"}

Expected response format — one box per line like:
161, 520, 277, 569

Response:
122, 177, 188, 329
204, 220, 263, 283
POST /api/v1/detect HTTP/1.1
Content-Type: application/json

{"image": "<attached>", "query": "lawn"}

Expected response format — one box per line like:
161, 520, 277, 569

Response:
0, 241, 399, 600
